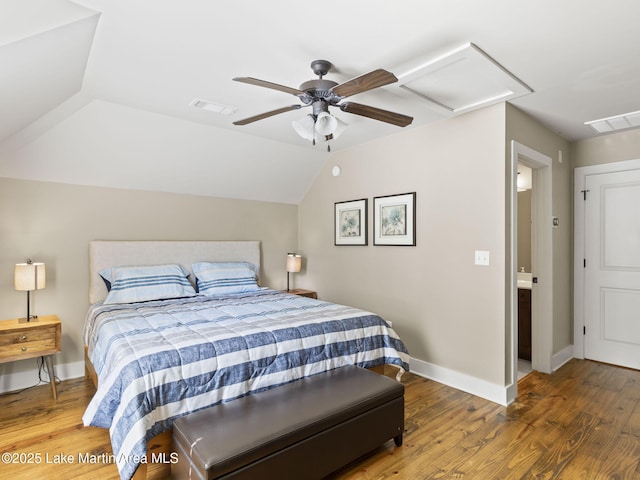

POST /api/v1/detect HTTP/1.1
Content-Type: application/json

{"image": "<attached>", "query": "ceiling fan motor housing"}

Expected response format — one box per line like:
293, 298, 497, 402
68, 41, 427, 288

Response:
299, 79, 340, 103
310, 59, 332, 77
300, 60, 341, 107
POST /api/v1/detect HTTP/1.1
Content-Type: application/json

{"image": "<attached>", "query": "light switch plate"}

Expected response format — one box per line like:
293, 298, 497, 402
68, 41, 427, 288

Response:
475, 250, 490, 266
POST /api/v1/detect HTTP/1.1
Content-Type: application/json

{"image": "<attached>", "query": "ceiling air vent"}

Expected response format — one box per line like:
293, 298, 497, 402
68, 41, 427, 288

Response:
585, 110, 640, 133
190, 99, 237, 115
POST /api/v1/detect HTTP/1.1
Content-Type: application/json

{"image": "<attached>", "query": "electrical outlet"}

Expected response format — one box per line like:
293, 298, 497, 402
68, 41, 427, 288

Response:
475, 250, 490, 266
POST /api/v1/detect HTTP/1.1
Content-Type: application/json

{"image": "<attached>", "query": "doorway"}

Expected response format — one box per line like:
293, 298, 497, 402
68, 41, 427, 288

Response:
508, 141, 553, 403
516, 163, 533, 378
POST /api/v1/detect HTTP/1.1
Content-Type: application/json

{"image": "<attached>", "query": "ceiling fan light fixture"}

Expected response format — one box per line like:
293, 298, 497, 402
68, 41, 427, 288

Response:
292, 112, 348, 146
314, 112, 338, 136
292, 114, 316, 141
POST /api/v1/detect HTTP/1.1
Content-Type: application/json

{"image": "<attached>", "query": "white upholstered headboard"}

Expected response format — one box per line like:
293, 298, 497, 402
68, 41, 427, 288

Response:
89, 240, 261, 304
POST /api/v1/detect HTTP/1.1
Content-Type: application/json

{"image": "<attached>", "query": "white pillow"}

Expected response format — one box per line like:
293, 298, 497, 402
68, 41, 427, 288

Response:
103, 264, 196, 305
192, 262, 259, 296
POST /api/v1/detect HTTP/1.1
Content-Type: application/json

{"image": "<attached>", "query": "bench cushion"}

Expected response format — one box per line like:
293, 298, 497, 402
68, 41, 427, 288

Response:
172, 365, 404, 479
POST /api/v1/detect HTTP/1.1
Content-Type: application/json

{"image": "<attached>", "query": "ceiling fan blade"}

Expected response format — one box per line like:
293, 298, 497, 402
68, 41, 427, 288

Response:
331, 69, 398, 98
233, 105, 302, 125
233, 77, 305, 96
339, 102, 413, 127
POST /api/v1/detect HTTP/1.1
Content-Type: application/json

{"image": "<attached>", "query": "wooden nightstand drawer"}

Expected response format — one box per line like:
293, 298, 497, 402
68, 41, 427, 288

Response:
0, 315, 62, 363
0, 326, 58, 359
0, 315, 62, 399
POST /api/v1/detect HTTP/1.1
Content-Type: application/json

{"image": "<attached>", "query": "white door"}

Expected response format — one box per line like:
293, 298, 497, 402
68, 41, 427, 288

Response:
584, 169, 640, 370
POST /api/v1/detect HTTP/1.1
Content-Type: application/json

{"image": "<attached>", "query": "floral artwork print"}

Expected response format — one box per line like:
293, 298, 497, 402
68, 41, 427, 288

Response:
380, 204, 406, 236
334, 199, 367, 245
373, 192, 415, 246
340, 209, 361, 237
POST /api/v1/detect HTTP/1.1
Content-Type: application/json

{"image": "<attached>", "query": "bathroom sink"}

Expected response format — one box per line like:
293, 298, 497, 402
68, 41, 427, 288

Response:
517, 272, 532, 289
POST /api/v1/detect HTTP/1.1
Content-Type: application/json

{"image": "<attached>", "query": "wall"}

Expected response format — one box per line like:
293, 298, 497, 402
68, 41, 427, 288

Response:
298, 104, 507, 389
573, 128, 640, 167
505, 105, 572, 355
0, 177, 298, 391
517, 189, 532, 272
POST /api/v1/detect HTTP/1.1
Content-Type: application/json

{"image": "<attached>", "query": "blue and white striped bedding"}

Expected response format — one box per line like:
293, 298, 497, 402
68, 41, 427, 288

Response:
82, 289, 409, 480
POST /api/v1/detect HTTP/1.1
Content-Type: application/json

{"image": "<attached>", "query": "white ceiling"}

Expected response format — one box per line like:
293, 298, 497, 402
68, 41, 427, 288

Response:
2, 0, 640, 203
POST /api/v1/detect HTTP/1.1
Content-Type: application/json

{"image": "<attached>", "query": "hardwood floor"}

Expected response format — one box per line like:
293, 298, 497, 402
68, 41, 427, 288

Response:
0, 359, 639, 479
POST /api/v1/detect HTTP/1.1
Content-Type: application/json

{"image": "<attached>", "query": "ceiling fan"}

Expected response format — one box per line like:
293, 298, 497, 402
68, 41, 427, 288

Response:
233, 60, 413, 149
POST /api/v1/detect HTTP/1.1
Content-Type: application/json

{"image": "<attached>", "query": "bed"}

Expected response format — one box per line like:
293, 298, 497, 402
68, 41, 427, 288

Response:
82, 240, 410, 480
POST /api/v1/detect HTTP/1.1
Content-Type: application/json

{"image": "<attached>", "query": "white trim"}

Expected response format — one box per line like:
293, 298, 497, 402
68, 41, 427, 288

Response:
574, 166, 587, 360
508, 144, 518, 390
410, 357, 511, 406
0, 359, 84, 395
509, 141, 554, 394
573, 158, 640, 360
551, 345, 574, 372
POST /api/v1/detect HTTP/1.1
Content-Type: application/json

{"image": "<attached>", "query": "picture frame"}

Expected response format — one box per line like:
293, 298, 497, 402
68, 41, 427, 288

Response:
334, 198, 368, 245
373, 192, 416, 246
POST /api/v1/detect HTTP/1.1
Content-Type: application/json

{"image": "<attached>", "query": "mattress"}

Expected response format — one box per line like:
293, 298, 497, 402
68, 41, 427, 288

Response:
82, 289, 409, 480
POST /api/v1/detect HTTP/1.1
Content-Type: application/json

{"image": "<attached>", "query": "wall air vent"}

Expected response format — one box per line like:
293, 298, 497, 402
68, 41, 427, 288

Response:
396, 43, 532, 116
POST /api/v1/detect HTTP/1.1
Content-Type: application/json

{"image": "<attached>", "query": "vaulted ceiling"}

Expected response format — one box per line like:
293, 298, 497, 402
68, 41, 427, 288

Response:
2, 0, 640, 203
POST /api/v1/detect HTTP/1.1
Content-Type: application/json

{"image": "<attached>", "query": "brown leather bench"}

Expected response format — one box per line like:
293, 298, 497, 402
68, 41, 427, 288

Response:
172, 365, 405, 480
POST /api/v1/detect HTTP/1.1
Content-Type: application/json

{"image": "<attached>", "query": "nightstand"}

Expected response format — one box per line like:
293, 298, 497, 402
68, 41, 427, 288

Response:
285, 289, 318, 299
0, 315, 61, 399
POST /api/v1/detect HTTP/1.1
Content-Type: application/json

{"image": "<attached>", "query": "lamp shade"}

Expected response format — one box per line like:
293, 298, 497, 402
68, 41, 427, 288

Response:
314, 112, 338, 137
286, 253, 302, 273
14, 262, 46, 291
292, 115, 316, 141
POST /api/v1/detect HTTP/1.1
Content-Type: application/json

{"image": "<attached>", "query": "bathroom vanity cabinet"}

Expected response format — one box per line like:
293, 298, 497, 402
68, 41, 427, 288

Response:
518, 288, 532, 361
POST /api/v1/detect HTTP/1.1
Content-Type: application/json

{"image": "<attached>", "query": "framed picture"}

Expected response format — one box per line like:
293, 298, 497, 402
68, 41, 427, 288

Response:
373, 192, 416, 246
334, 198, 368, 245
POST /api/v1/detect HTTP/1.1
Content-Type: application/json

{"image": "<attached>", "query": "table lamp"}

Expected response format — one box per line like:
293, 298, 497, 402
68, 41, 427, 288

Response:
286, 253, 302, 291
14, 259, 46, 322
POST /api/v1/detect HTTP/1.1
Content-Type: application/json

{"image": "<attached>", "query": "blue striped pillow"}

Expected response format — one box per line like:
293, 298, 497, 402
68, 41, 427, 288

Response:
192, 262, 259, 296
103, 264, 196, 305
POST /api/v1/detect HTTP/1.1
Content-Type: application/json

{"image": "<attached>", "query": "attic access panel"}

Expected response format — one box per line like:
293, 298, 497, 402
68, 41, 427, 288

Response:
396, 43, 532, 116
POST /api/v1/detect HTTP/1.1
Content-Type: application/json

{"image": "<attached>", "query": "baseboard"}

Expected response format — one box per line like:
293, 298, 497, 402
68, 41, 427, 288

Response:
409, 357, 511, 406
0, 359, 85, 395
551, 345, 574, 372
2, 352, 575, 399
3, 356, 511, 406
7, 354, 552, 408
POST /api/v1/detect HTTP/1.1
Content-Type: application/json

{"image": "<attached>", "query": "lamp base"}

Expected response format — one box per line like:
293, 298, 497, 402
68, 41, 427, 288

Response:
18, 315, 39, 323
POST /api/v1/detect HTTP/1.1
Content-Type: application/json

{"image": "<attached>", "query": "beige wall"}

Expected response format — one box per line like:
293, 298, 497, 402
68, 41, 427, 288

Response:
505, 105, 572, 354
0, 177, 298, 379
0, 102, 581, 397
517, 190, 532, 272
573, 128, 640, 167
298, 104, 508, 386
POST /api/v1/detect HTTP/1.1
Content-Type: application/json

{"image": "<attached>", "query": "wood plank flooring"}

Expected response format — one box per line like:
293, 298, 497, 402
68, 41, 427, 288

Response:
1, 359, 639, 479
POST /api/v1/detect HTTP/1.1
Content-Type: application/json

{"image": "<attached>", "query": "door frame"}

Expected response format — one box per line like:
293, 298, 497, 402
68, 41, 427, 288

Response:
508, 141, 553, 402
573, 158, 640, 359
